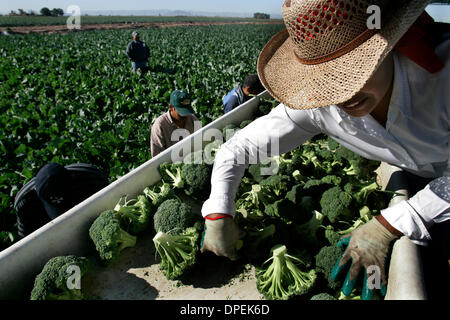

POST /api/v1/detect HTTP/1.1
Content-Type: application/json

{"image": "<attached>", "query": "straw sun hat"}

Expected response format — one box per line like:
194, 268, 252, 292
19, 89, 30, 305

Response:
257, 0, 431, 110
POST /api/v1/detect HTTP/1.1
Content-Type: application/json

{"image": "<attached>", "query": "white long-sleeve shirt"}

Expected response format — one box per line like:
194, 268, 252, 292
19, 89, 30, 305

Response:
202, 39, 450, 246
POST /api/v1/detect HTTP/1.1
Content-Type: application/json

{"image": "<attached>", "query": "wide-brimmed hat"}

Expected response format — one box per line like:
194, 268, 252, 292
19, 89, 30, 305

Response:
257, 0, 431, 110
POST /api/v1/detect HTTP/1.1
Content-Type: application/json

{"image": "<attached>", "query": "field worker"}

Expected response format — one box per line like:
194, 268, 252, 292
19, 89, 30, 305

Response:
222, 74, 265, 114
200, 0, 449, 300
126, 31, 150, 73
150, 90, 202, 157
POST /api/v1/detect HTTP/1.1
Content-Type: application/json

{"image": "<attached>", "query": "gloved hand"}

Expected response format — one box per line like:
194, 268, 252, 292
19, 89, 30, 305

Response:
331, 216, 401, 300
200, 214, 245, 261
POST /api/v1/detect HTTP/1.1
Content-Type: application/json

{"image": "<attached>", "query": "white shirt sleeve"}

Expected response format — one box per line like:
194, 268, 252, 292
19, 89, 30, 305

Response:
201, 104, 321, 217
381, 177, 450, 245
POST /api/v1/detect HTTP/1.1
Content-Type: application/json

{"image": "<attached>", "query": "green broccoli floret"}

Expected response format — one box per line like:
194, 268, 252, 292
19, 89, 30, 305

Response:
315, 245, 345, 291
153, 227, 200, 280
89, 210, 137, 265
294, 210, 325, 249
222, 124, 239, 141
114, 195, 152, 235
256, 100, 273, 117
260, 175, 291, 199
143, 182, 177, 209
159, 162, 184, 189
30, 256, 92, 300
240, 119, 253, 129
256, 244, 317, 300
310, 293, 337, 300
327, 137, 341, 151
153, 199, 198, 233
203, 139, 223, 165
180, 162, 212, 200
320, 186, 354, 223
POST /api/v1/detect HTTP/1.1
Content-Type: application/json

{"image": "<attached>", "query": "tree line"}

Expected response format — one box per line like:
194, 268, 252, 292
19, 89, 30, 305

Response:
7, 8, 64, 17
253, 12, 271, 19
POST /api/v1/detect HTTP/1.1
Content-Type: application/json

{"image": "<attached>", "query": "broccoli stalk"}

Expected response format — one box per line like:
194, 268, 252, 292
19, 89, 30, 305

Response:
114, 195, 152, 235
256, 244, 317, 300
89, 210, 137, 265
344, 181, 380, 205
144, 182, 177, 208
153, 227, 199, 280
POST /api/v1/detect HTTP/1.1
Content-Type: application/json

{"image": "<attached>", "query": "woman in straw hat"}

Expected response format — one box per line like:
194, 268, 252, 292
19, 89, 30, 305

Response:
200, 0, 449, 299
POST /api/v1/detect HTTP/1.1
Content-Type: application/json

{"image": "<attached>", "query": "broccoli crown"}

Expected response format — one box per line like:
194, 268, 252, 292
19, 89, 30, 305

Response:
260, 175, 291, 198
152, 227, 200, 280
335, 146, 380, 179
344, 181, 380, 205
181, 163, 212, 199
241, 224, 276, 260
320, 186, 354, 223
153, 199, 198, 233
315, 245, 345, 290
114, 195, 152, 235
89, 210, 137, 264
256, 244, 317, 300
310, 292, 337, 300
240, 119, 253, 129
30, 256, 92, 300
264, 199, 298, 224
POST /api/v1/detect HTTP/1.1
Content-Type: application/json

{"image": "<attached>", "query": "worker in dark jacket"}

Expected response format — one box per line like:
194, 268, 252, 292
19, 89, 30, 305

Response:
126, 31, 150, 73
222, 74, 265, 114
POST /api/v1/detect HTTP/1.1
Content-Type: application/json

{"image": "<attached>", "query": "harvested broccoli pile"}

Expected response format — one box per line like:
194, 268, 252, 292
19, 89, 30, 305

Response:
153, 199, 199, 233
31, 255, 92, 300
89, 210, 137, 265
29, 99, 392, 301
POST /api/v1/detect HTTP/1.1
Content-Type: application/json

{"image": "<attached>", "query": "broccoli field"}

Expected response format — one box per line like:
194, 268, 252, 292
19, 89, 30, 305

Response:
0, 23, 285, 251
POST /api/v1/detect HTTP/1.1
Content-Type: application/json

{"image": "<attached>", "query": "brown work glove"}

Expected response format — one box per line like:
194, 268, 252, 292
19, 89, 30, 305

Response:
200, 215, 245, 261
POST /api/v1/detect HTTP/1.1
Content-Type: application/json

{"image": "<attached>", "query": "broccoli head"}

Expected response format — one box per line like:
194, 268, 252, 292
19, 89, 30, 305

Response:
31, 255, 92, 300
89, 210, 137, 265
320, 186, 354, 223
260, 175, 291, 199
114, 195, 152, 235
315, 245, 345, 291
335, 146, 380, 180
153, 199, 198, 233
256, 244, 317, 300
241, 224, 276, 261
180, 162, 212, 200
153, 226, 200, 280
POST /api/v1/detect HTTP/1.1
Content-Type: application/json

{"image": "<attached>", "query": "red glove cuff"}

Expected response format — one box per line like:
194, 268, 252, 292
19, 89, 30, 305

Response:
205, 214, 233, 221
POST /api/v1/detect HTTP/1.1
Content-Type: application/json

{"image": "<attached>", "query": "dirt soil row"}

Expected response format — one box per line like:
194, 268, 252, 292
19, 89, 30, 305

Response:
1, 21, 283, 35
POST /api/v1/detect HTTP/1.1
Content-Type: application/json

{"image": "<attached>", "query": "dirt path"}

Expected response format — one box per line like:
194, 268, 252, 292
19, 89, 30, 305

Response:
1, 21, 283, 35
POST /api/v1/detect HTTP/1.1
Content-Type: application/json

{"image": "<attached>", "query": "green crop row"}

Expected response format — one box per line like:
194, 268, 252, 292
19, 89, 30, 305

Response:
0, 23, 284, 251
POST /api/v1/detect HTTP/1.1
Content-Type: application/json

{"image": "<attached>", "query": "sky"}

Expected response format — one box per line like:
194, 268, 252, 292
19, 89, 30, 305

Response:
0, 0, 285, 15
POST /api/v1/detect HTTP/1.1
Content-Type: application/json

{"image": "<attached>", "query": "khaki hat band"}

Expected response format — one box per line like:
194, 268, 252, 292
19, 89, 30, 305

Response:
294, 28, 378, 65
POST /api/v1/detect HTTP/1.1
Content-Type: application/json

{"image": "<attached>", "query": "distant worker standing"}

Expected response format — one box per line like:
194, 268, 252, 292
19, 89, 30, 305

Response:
126, 31, 150, 73
222, 74, 265, 114
150, 90, 202, 157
